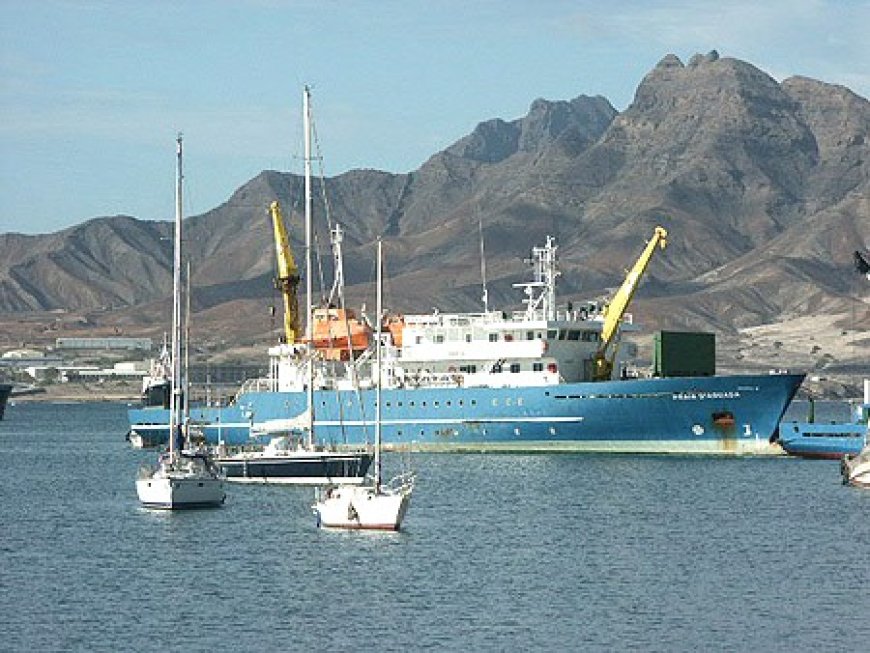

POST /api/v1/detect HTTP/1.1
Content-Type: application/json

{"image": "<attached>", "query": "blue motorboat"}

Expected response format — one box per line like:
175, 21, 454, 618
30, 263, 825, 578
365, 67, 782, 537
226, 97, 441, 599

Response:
779, 392, 869, 459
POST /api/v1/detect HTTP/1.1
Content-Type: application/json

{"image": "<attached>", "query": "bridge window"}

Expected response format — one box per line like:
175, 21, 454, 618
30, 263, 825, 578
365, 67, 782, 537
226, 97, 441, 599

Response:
533, 362, 543, 372
489, 333, 498, 342
567, 331, 581, 341
510, 363, 521, 373
526, 331, 534, 340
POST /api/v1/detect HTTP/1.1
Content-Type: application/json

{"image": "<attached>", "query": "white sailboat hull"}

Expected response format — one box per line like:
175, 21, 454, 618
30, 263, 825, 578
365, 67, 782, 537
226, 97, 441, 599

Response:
136, 475, 225, 509
313, 484, 412, 531
137, 453, 226, 510
843, 448, 870, 488
129, 432, 161, 449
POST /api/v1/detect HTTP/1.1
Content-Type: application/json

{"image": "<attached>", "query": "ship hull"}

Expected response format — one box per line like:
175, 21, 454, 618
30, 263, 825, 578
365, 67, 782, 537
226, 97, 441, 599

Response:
777, 421, 866, 458
313, 485, 411, 531
128, 373, 804, 455
136, 476, 225, 510
216, 451, 373, 485
0, 383, 11, 420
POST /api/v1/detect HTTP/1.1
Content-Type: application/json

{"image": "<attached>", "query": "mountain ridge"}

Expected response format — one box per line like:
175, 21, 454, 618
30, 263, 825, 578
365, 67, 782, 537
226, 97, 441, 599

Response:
1, 52, 867, 378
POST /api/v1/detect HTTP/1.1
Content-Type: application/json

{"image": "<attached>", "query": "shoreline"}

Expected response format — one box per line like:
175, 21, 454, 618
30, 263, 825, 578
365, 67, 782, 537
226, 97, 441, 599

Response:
12, 395, 138, 404
10, 383, 139, 404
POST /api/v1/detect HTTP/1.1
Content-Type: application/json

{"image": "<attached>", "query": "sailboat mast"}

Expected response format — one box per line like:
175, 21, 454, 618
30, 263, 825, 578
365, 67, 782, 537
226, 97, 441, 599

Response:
375, 238, 383, 491
303, 86, 315, 448
303, 86, 313, 341
183, 259, 191, 446
170, 133, 184, 456
479, 213, 489, 313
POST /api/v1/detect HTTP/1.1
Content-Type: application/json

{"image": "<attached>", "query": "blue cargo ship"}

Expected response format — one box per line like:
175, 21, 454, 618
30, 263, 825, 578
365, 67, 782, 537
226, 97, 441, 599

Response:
129, 372, 803, 454
128, 234, 804, 455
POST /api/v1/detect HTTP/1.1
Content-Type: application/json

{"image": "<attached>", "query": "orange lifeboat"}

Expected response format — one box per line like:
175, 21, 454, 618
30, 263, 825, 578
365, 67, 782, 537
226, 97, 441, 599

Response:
305, 307, 372, 361
384, 314, 405, 348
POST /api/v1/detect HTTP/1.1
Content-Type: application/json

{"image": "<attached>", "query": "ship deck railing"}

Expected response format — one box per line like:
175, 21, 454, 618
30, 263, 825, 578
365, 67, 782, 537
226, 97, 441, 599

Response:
236, 376, 277, 396
401, 308, 622, 328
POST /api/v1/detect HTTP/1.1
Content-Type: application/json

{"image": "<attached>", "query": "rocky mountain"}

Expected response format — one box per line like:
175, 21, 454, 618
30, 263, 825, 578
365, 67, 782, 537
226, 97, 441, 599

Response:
1, 51, 868, 377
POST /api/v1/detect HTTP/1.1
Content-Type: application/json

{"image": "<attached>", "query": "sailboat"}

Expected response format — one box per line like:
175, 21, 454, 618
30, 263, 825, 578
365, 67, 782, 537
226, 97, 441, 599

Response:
839, 265, 870, 488
212, 87, 372, 485
136, 134, 226, 510
312, 239, 415, 530
841, 379, 870, 488
841, 446, 870, 488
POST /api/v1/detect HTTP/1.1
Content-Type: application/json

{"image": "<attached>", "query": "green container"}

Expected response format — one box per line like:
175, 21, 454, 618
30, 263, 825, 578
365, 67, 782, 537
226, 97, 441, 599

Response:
654, 331, 716, 377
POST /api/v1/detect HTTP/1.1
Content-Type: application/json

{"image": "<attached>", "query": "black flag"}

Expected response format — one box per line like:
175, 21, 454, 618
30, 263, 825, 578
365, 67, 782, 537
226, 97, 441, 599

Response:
855, 250, 870, 276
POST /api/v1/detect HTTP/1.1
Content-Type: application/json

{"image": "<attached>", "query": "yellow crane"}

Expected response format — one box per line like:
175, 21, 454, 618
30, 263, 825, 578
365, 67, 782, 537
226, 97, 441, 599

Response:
593, 225, 668, 381
269, 201, 301, 345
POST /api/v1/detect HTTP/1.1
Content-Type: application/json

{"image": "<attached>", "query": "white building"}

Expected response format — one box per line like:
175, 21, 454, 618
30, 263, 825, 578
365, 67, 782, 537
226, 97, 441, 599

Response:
55, 337, 152, 351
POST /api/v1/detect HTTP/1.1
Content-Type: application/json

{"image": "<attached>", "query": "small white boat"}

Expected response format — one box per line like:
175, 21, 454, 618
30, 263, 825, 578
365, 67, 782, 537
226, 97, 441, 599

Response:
313, 236, 414, 531
314, 473, 414, 530
136, 135, 225, 510
839, 378, 870, 489
137, 450, 225, 509
127, 430, 161, 449
842, 445, 870, 488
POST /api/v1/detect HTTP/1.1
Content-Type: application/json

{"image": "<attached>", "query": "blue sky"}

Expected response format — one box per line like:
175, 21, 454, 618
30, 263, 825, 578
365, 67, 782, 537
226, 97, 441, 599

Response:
2, 0, 868, 235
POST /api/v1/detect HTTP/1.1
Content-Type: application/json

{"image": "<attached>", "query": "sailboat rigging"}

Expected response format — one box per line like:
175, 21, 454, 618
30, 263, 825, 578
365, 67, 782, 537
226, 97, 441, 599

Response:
312, 239, 415, 531
211, 87, 373, 485
135, 134, 226, 510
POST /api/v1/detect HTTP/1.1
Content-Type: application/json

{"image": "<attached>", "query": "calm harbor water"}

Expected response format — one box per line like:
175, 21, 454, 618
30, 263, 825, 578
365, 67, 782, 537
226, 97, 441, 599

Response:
1, 401, 869, 652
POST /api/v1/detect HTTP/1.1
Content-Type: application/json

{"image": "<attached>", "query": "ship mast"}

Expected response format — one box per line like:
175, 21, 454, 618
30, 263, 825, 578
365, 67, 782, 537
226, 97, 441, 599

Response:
514, 236, 559, 321
169, 133, 184, 457
375, 238, 383, 492
303, 86, 315, 448
183, 259, 191, 445
479, 214, 489, 313
304, 85, 313, 341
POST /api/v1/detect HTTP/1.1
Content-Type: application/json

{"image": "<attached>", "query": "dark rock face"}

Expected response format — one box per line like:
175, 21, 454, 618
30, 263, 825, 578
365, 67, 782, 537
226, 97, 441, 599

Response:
0, 53, 867, 349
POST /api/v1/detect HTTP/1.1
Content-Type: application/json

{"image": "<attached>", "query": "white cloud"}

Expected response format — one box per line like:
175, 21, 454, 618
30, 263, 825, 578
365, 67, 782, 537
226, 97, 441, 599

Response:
560, 0, 870, 97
